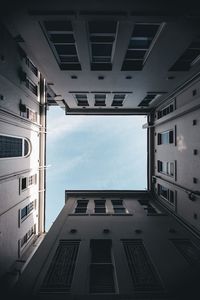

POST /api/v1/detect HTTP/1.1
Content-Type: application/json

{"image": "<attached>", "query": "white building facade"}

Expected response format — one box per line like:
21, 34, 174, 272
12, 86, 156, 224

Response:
0, 23, 46, 284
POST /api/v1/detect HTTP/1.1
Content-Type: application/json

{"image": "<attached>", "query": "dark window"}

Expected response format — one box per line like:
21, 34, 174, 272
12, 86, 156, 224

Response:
25, 77, 38, 96
21, 225, 35, 247
111, 200, 126, 214
94, 94, 106, 106
122, 239, 163, 291
111, 94, 125, 106
0, 135, 22, 158
170, 239, 200, 266
157, 130, 173, 145
75, 94, 89, 106
88, 21, 117, 70
75, 200, 88, 214
157, 160, 175, 177
21, 201, 34, 220
169, 37, 200, 71
94, 200, 106, 213
122, 23, 161, 71
138, 93, 158, 106
158, 184, 175, 206
90, 240, 115, 293
43, 20, 81, 70
157, 103, 174, 119
21, 178, 27, 190
138, 199, 159, 215
41, 240, 80, 293
25, 57, 38, 77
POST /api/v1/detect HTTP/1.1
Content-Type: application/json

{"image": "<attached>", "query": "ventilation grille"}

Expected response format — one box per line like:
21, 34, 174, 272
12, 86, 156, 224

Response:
122, 239, 163, 291
171, 239, 200, 266
169, 38, 200, 71
122, 23, 161, 71
90, 239, 115, 293
43, 21, 81, 70
88, 21, 117, 70
41, 240, 80, 293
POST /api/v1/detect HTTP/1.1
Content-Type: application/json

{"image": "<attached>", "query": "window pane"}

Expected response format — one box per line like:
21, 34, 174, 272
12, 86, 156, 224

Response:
0, 135, 22, 158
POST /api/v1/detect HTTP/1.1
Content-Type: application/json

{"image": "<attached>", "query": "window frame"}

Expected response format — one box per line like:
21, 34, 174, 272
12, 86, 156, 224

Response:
157, 129, 174, 145
0, 133, 31, 159
19, 174, 37, 193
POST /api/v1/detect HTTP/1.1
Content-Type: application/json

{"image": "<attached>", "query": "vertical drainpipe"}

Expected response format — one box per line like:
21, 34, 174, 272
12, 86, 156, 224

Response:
38, 74, 47, 234
148, 112, 155, 192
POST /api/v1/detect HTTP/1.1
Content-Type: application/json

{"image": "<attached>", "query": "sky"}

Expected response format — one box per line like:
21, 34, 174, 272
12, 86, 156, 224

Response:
46, 107, 147, 231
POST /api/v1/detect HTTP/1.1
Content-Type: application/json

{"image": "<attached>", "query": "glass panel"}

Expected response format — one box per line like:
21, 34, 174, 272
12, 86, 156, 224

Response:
0, 135, 22, 158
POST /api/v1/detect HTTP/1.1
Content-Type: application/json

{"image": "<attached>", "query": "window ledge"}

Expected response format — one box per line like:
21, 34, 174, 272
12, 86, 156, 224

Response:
111, 213, 133, 216
68, 213, 89, 216
90, 213, 112, 216
147, 213, 167, 216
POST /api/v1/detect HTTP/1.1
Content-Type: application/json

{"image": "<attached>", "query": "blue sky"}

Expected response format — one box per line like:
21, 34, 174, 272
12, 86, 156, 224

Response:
46, 107, 147, 230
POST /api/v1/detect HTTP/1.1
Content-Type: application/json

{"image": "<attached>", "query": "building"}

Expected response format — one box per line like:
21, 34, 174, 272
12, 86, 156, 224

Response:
0, 23, 46, 285
0, 0, 200, 298
13, 191, 200, 299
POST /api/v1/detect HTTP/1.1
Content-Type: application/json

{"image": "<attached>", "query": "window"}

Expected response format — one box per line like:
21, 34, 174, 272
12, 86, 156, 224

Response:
170, 239, 200, 266
111, 200, 126, 214
74, 200, 88, 214
20, 105, 37, 122
121, 23, 163, 71
20, 224, 36, 248
21, 201, 35, 221
138, 199, 162, 215
90, 239, 115, 293
25, 77, 38, 96
157, 184, 175, 206
122, 239, 163, 291
43, 20, 81, 70
20, 174, 37, 191
0, 135, 30, 158
157, 102, 174, 119
169, 37, 200, 71
94, 200, 106, 213
94, 94, 106, 106
138, 92, 166, 107
111, 94, 125, 107
157, 160, 175, 177
41, 240, 80, 293
75, 94, 89, 106
25, 57, 38, 76
88, 21, 117, 70
157, 130, 173, 145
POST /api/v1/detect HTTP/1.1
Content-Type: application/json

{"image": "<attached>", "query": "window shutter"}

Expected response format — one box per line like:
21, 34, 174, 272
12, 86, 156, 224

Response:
90, 239, 115, 293
41, 240, 80, 293
122, 239, 163, 291
170, 239, 200, 266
